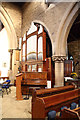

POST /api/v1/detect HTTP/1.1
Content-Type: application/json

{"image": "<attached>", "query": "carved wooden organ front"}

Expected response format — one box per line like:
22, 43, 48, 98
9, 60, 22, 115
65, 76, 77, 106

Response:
20, 23, 55, 88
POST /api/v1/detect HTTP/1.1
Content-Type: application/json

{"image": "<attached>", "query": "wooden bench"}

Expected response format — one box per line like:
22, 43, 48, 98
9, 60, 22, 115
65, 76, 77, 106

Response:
32, 85, 75, 103
32, 89, 80, 119
60, 107, 80, 120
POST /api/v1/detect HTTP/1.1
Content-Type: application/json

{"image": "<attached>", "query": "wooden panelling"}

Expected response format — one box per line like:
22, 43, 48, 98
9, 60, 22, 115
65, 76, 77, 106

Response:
25, 72, 47, 80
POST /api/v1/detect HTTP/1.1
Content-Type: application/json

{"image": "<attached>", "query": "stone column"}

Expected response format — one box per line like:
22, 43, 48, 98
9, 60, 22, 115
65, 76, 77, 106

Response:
8, 49, 13, 83
52, 56, 66, 87
8, 49, 13, 70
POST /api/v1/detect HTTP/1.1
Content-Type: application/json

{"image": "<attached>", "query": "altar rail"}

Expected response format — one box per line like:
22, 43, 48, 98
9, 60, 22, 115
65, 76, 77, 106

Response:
65, 79, 80, 88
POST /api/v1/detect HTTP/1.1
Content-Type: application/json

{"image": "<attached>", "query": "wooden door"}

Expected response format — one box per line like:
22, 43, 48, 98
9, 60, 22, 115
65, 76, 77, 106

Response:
64, 60, 72, 77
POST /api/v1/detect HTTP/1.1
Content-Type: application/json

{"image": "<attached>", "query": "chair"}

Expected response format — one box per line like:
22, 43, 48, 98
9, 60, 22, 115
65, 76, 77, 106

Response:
2, 80, 11, 95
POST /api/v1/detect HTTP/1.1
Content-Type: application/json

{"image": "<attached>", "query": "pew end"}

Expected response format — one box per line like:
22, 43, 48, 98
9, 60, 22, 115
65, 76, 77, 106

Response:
61, 108, 80, 120
32, 97, 45, 119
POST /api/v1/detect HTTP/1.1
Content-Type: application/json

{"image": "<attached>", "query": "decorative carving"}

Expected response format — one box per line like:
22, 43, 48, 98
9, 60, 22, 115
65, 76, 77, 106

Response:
52, 55, 67, 62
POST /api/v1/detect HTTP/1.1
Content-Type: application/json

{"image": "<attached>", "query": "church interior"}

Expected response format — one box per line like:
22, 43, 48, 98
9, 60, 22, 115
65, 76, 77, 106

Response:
0, 1, 80, 119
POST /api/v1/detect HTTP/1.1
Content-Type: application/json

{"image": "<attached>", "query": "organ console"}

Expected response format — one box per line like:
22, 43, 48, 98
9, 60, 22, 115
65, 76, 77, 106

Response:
16, 72, 47, 100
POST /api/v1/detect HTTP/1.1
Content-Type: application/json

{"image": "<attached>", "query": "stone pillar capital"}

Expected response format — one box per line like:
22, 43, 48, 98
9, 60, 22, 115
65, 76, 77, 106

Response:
52, 55, 67, 62
8, 49, 13, 54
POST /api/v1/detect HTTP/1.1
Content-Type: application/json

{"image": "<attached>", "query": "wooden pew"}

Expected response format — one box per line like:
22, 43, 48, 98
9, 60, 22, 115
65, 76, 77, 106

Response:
29, 85, 75, 114
60, 107, 80, 120
32, 85, 75, 103
32, 89, 80, 119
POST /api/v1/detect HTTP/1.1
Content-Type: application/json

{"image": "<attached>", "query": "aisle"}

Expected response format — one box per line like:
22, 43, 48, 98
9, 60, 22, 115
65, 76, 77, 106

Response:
2, 86, 31, 118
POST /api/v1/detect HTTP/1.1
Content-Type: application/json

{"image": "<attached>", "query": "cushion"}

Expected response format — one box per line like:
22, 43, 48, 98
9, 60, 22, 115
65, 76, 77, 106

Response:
6, 80, 10, 82
48, 110, 56, 120
70, 102, 77, 110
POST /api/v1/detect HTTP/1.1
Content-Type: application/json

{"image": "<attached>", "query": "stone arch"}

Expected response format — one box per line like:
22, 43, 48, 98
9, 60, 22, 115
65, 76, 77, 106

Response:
52, 2, 80, 87
32, 20, 54, 55
55, 2, 80, 57
0, 5, 17, 82
0, 5, 17, 49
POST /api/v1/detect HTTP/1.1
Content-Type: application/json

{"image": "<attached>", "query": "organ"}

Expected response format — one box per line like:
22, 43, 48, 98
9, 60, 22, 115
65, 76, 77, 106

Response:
16, 23, 55, 100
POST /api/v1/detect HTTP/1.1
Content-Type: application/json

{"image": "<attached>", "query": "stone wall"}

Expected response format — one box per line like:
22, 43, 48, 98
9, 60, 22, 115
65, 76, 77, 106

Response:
1, 3, 22, 82
1, 2, 75, 55
22, 2, 72, 55
68, 40, 80, 77
1, 2, 77, 85
2, 2, 22, 40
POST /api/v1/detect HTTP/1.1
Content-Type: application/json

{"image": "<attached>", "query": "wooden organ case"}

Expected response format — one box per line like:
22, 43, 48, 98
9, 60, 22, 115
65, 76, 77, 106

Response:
16, 23, 55, 99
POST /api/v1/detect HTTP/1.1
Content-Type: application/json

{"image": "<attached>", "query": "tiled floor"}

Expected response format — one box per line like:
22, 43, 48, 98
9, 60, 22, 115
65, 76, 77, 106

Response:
1, 86, 31, 119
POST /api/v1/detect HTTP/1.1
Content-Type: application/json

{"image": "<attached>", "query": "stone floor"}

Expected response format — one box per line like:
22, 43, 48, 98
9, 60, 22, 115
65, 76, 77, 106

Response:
1, 86, 31, 119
